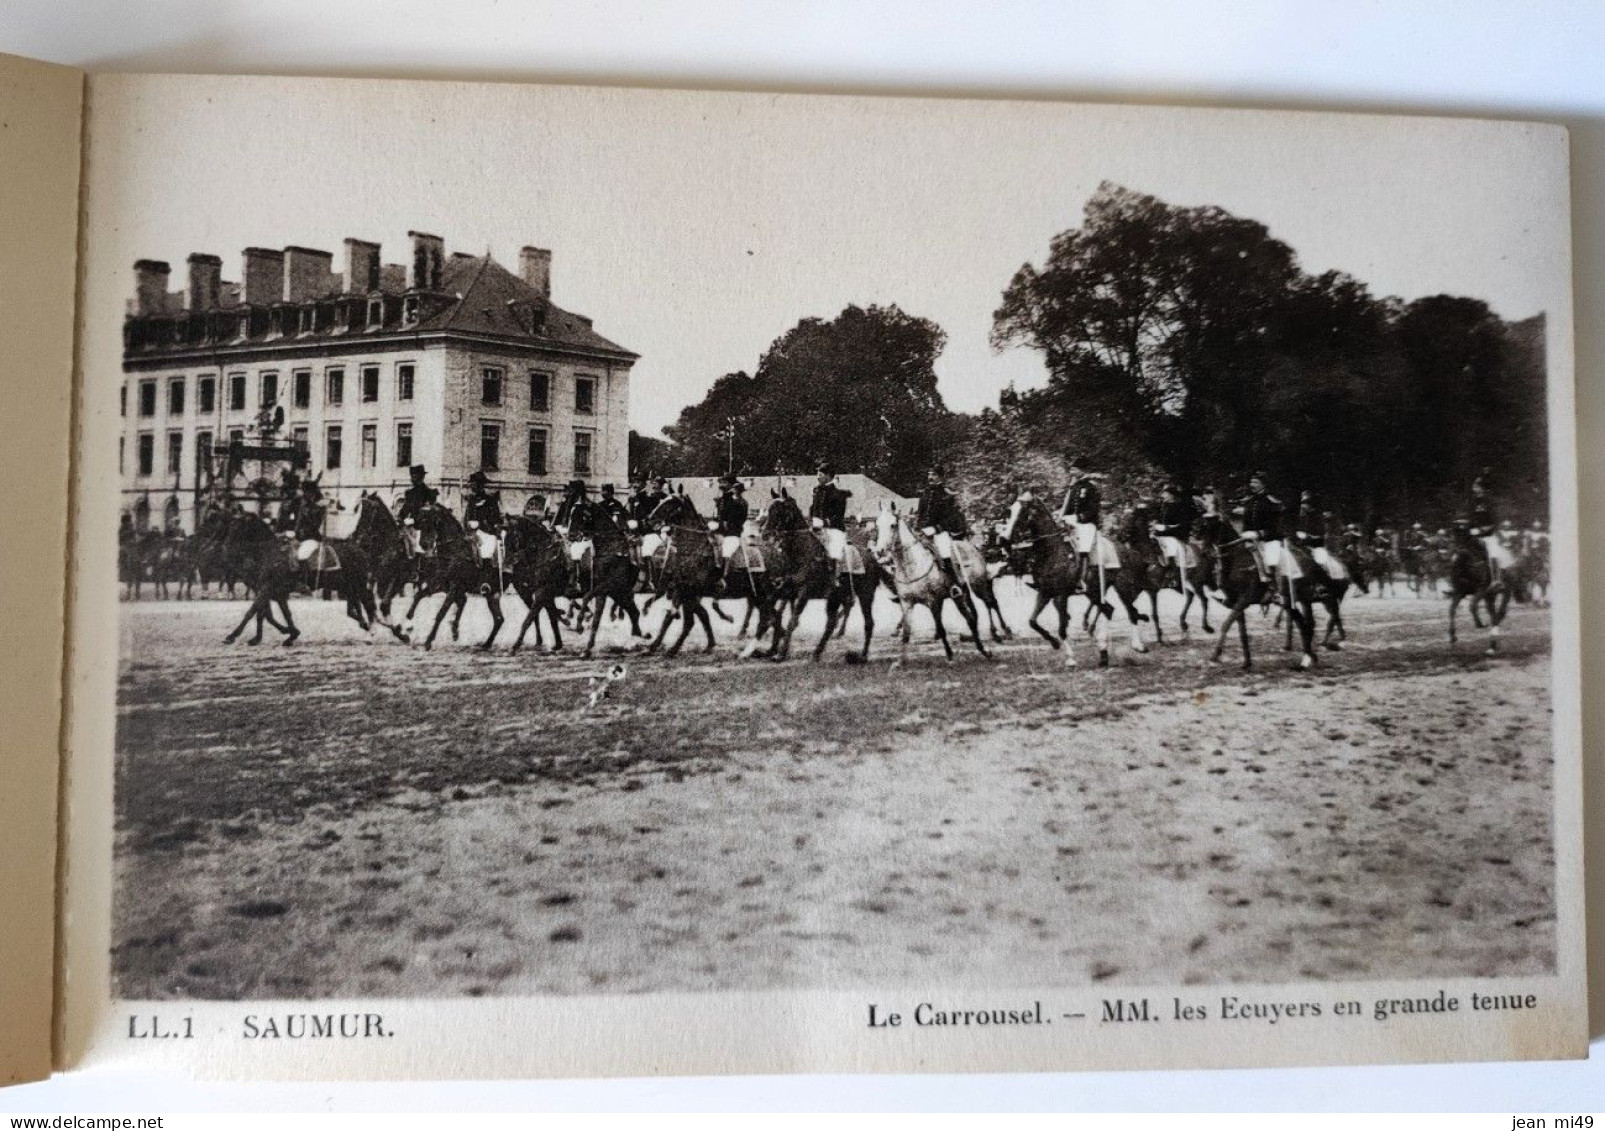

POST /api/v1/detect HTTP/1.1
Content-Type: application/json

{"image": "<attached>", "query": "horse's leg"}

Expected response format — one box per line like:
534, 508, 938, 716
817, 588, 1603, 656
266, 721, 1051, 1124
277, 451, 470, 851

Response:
1122, 589, 1148, 655
224, 596, 262, 643
1292, 598, 1317, 669
584, 594, 608, 658
950, 591, 988, 660
666, 598, 698, 657
857, 586, 875, 662
422, 587, 457, 650
1150, 588, 1166, 645
697, 599, 716, 653
275, 596, 299, 644
479, 590, 504, 650
1026, 589, 1058, 649
737, 599, 753, 640
1448, 592, 1462, 646
644, 595, 674, 655
1237, 598, 1252, 669
449, 590, 467, 642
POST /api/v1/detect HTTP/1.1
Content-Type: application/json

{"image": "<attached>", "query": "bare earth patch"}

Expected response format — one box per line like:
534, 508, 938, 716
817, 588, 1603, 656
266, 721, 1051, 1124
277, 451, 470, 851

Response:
112, 591, 1555, 999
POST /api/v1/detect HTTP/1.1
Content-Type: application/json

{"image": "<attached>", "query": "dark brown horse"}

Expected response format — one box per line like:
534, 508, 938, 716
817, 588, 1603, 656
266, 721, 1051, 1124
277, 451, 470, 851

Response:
1446, 527, 1511, 652
349, 492, 414, 628
1001, 495, 1082, 666
642, 492, 722, 657
404, 504, 506, 650
756, 492, 877, 662
219, 512, 300, 646
505, 515, 574, 654
1196, 514, 1317, 670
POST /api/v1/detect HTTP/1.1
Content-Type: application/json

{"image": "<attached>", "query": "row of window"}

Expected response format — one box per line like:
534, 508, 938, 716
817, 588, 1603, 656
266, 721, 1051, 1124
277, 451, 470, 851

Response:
124, 423, 592, 478
122, 365, 598, 418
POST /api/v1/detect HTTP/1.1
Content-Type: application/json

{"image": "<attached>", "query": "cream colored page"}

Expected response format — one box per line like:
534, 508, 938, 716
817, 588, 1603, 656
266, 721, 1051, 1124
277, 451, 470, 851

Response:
0, 53, 83, 1087
62, 72, 1584, 1078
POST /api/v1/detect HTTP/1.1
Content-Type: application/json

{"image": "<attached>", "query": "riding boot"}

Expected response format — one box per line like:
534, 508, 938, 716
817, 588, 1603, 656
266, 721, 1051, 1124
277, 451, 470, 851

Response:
940, 557, 963, 597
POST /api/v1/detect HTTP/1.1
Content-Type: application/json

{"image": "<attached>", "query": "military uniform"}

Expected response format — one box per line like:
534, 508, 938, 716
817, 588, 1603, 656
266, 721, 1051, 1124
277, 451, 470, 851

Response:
916, 478, 968, 590
1239, 485, 1284, 580
809, 475, 851, 563
464, 485, 504, 566
1153, 490, 1197, 590
397, 471, 438, 556
597, 488, 628, 527
1061, 476, 1101, 554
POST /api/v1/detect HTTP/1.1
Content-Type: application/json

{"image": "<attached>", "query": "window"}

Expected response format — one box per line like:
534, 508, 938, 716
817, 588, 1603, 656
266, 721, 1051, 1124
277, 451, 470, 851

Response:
298, 307, 315, 335
481, 366, 503, 407
138, 380, 157, 417
361, 365, 380, 403
167, 379, 184, 416
228, 373, 247, 411
325, 425, 343, 470
366, 298, 383, 328
395, 422, 413, 467
361, 423, 377, 468
293, 370, 312, 409
236, 313, 250, 340
136, 433, 154, 476
574, 375, 596, 415
326, 367, 344, 406
527, 426, 548, 475
529, 370, 551, 413
120, 385, 127, 417
401, 295, 419, 327
290, 426, 308, 453
167, 431, 183, 475
198, 376, 216, 414
228, 428, 245, 446
259, 371, 278, 408
196, 431, 213, 471
396, 363, 415, 402
480, 422, 501, 472
573, 430, 593, 476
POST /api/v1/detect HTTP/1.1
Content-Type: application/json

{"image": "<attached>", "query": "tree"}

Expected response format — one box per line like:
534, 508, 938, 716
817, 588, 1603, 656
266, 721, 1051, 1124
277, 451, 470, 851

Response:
663, 305, 955, 495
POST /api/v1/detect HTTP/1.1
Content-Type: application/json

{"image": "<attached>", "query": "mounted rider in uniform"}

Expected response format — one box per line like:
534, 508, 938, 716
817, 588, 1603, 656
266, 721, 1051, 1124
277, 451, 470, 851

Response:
1060, 459, 1102, 572
714, 475, 750, 586
463, 470, 504, 587
1237, 471, 1284, 583
1291, 489, 1343, 581
396, 464, 438, 557
597, 483, 628, 527
1468, 474, 1512, 580
916, 465, 968, 594
1152, 482, 1197, 593
809, 466, 851, 570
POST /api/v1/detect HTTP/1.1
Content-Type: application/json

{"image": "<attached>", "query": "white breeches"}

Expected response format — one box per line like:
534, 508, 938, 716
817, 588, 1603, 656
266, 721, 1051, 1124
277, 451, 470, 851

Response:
1074, 523, 1098, 553
721, 535, 742, 559
822, 527, 847, 561
932, 531, 954, 560
1259, 539, 1283, 570
1158, 535, 1186, 564
296, 539, 321, 562
403, 527, 422, 556
1484, 535, 1514, 567
474, 531, 499, 561
1312, 546, 1346, 580
569, 539, 592, 563
641, 532, 663, 558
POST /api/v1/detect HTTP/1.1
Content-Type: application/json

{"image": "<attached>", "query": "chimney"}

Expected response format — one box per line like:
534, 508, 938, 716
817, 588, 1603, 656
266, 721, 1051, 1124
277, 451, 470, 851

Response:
283, 246, 334, 302
132, 259, 171, 315
342, 238, 381, 294
185, 254, 222, 311
408, 231, 444, 291
519, 246, 552, 299
241, 247, 284, 306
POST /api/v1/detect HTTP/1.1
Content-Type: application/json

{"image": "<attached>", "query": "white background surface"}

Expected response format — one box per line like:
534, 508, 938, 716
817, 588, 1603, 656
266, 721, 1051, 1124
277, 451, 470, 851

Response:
3, 0, 1602, 1113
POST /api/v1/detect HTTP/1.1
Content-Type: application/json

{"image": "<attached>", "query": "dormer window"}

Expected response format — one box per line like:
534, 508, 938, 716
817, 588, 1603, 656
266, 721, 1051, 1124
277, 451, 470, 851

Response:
298, 306, 315, 335
366, 297, 384, 329
236, 312, 250, 341
268, 308, 286, 339
401, 295, 420, 327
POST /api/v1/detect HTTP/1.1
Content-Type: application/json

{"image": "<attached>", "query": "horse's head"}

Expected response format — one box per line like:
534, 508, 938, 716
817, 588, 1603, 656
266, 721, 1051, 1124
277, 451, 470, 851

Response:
1004, 494, 1051, 544
647, 492, 692, 530
872, 502, 903, 557
766, 492, 806, 533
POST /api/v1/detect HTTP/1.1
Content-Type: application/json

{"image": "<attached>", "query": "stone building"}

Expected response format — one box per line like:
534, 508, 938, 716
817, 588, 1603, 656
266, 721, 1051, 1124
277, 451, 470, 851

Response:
120, 231, 637, 533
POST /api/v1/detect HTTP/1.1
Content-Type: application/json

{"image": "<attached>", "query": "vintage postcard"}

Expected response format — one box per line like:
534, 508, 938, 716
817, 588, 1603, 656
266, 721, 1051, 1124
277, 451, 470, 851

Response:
41, 71, 1586, 1079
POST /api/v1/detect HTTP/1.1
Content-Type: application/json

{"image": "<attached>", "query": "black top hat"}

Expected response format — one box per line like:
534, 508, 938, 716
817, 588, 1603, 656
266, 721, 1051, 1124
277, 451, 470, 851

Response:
650, 474, 667, 486
468, 470, 489, 488
928, 465, 946, 480
409, 464, 427, 478
718, 474, 738, 487
817, 465, 834, 478
565, 478, 587, 493
600, 483, 616, 495
730, 480, 746, 493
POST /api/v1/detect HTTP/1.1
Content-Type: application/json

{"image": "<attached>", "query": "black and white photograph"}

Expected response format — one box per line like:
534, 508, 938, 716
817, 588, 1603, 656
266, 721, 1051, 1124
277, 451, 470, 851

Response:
64, 76, 1580, 1073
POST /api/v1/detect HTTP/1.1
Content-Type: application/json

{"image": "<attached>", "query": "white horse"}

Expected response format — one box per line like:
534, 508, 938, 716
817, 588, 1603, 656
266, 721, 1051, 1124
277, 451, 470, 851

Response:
872, 508, 991, 665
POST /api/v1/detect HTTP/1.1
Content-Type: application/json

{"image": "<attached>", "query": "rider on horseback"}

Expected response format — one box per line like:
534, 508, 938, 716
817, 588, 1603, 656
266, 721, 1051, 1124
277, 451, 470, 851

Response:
597, 483, 628, 525
916, 465, 968, 596
1293, 489, 1343, 581
1152, 482, 1197, 594
1469, 474, 1512, 581
463, 470, 504, 588
397, 464, 437, 557
1237, 472, 1284, 584
713, 475, 750, 590
1060, 459, 1102, 574
809, 465, 851, 571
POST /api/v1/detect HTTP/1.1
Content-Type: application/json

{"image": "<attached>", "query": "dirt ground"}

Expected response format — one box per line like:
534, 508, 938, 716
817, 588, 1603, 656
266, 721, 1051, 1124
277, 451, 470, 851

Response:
112, 583, 1556, 999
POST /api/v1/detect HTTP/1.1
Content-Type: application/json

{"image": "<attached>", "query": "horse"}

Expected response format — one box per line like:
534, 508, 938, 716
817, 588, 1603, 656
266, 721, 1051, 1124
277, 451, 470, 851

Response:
561, 501, 648, 657
1001, 494, 1082, 666
219, 512, 300, 646
404, 504, 506, 650
758, 492, 877, 662
504, 515, 572, 654
349, 492, 415, 627
1446, 531, 1511, 652
290, 497, 382, 637
871, 508, 989, 665
192, 505, 244, 597
641, 491, 722, 656
1195, 513, 1318, 670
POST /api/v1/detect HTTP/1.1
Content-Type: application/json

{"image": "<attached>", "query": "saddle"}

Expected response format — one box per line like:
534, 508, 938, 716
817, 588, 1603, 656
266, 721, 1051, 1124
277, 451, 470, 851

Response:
728, 544, 767, 573
839, 544, 867, 576
296, 540, 342, 573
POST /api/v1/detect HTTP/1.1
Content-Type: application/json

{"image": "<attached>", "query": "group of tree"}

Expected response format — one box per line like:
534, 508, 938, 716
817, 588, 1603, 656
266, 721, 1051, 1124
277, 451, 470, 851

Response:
637, 182, 1547, 529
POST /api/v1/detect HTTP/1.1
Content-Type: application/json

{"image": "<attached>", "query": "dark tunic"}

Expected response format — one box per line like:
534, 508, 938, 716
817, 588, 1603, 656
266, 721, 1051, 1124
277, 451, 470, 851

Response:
1240, 491, 1282, 540
465, 492, 503, 534
716, 491, 749, 534
916, 485, 969, 538
553, 494, 586, 529
1469, 497, 1496, 538
633, 489, 667, 526
1062, 478, 1101, 524
398, 481, 438, 523
1294, 503, 1324, 546
809, 482, 850, 530
1154, 496, 1196, 540
597, 496, 628, 526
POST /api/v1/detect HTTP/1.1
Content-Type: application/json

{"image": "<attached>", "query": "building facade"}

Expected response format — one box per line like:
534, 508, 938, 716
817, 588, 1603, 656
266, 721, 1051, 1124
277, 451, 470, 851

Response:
120, 232, 637, 535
